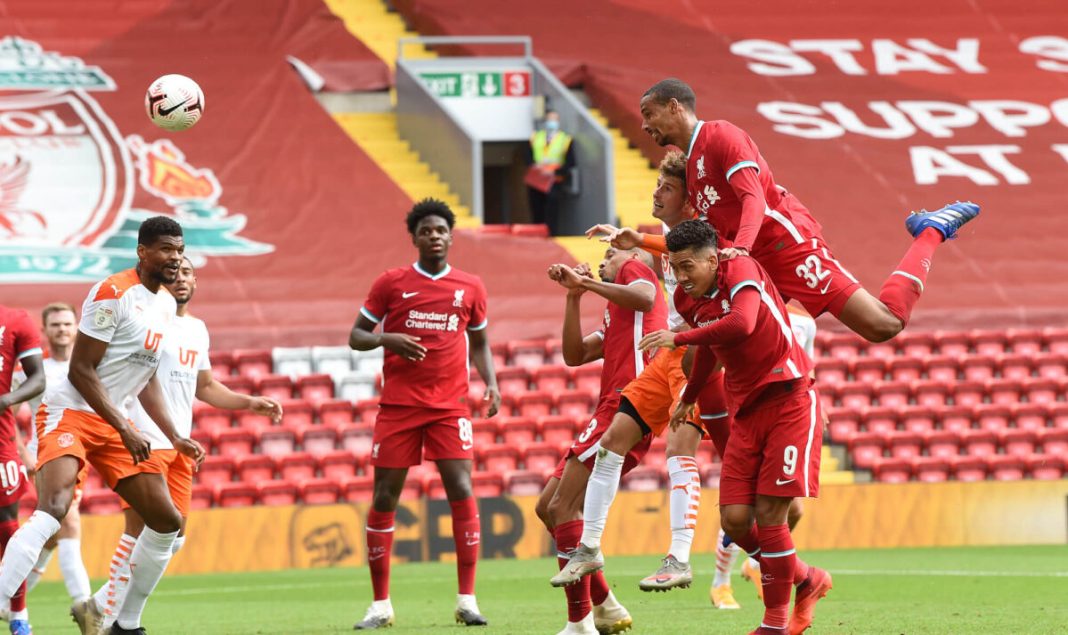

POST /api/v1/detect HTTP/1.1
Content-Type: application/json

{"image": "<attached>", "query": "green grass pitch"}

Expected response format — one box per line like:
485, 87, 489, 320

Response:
23, 545, 1068, 634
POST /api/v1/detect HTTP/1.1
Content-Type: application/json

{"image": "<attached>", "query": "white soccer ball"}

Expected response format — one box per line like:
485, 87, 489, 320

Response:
145, 74, 205, 131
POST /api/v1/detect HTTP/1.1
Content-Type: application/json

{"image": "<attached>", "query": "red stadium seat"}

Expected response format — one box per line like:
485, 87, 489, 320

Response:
556, 390, 595, 418
696, 439, 719, 465
913, 456, 950, 483
194, 406, 233, 433
972, 331, 1007, 356
645, 439, 667, 471
401, 476, 423, 500
196, 456, 234, 487
951, 380, 986, 407
216, 482, 258, 507
490, 342, 510, 368
934, 331, 970, 357
961, 356, 996, 382
209, 350, 235, 379
505, 470, 547, 496
491, 394, 516, 418
236, 409, 275, 433
817, 385, 836, 412
899, 333, 935, 357
1045, 327, 1068, 354
573, 364, 603, 397
300, 425, 339, 457
960, 429, 998, 457
888, 358, 924, 382
191, 484, 214, 510
82, 490, 122, 515
1051, 404, 1068, 429
924, 430, 960, 459
862, 407, 898, 435
852, 358, 886, 383
221, 375, 256, 396
866, 342, 897, 359
296, 373, 335, 403
900, 406, 936, 434
319, 450, 360, 480
621, 466, 664, 491
355, 398, 380, 424
338, 423, 374, 455
523, 442, 563, 472
539, 416, 576, 445
258, 426, 298, 456
472, 419, 499, 446
826, 333, 862, 360
233, 349, 273, 378
300, 478, 341, 505
516, 392, 554, 418
499, 417, 538, 446
950, 455, 987, 482
999, 354, 1033, 381
815, 358, 849, 385
496, 367, 531, 396
531, 365, 570, 392
472, 472, 505, 498
839, 384, 873, 410
256, 374, 294, 401
1007, 328, 1043, 355
1013, 403, 1048, 431
258, 481, 299, 506
913, 381, 949, 408
999, 429, 1036, 456
235, 455, 274, 483
191, 429, 215, 456
84, 469, 105, 494
924, 355, 959, 382
424, 475, 447, 499
341, 476, 373, 502
278, 399, 315, 428
827, 409, 861, 443
545, 340, 567, 366
988, 380, 1022, 406
1038, 428, 1068, 455
888, 431, 923, 459
509, 340, 548, 368
511, 224, 550, 238
480, 446, 520, 472
974, 404, 1011, 432
874, 381, 911, 408
1027, 454, 1065, 480
986, 455, 1025, 481
1035, 353, 1067, 379
938, 406, 974, 434
700, 463, 722, 488
318, 400, 357, 427
1023, 378, 1059, 405
872, 457, 912, 483
216, 429, 255, 458
848, 432, 885, 469
279, 454, 316, 480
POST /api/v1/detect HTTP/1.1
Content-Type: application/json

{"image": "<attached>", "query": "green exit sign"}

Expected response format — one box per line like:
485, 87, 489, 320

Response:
420, 71, 531, 98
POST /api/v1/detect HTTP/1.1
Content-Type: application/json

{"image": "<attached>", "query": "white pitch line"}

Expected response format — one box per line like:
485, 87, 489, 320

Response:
158, 580, 352, 597
829, 569, 1068, 578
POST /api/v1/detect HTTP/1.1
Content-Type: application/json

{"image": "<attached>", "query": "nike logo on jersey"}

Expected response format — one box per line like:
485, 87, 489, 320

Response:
775, 478, 795, 486
402, 292, 419, 298
159, 99, 189, 116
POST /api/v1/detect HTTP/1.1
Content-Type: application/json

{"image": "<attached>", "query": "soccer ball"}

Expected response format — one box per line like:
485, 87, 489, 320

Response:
145, 74, 205, 131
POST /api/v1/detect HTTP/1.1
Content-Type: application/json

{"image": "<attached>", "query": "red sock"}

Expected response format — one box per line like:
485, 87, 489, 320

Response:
450, 497, 480, 596
758, 524, 796, 630
589, 569, 610, 606
366, 509, 394, 601
725, 521, 762, 564
0, 520, 26, 613
878, 228, 942, 326
553, 520, 592, 623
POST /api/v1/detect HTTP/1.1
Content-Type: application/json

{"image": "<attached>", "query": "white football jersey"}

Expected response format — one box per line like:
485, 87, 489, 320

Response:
659, 223, 687, 331
127, 314, 210, 449
43, 269, 176, 432
787, 309, 817, 361
13, 355, 70, 460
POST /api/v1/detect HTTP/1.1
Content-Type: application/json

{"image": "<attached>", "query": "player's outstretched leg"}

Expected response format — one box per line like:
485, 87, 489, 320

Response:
710, 529, 742, 609
355, 467, 405, 630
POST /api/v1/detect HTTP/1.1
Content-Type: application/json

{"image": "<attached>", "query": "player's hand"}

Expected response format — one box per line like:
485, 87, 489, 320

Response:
573, 262, 594, 279
586, 224, 643, 250
483, 385, 502, 418
718, 247, 749, 260
547, 264, 587, 292
639, 329, 678, 353
119, 425, 151, 464
381, 333, 427, 362
174, 437, 206, 468
250, 396, 283, 423
669, 401, 696, 431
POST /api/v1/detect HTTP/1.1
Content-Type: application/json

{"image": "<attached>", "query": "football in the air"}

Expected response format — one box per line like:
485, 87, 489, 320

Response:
145, 74, 205, 131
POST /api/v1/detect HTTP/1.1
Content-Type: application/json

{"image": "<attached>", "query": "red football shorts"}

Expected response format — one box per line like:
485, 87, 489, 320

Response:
36, 407, 139, 489
695, 370, 731, 460
372, 405, 474, 468
719, 383, 823, 506
552, 395, 651, 479
755, 234, 862, 318
119, 450, 193, 516
0, 442, 30, 507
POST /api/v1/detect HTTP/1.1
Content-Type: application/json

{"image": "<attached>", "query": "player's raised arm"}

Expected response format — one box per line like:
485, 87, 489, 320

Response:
549, 255, 656, 312
0, 353, 44, 415
195, 369, 283, 422
547, 264, 604, 366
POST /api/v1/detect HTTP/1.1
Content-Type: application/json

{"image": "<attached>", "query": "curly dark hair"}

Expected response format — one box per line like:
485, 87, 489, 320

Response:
406, 198, 456, 235
642, 78, 696, 112
665, 219, 717, 253
137, 215, 182, 247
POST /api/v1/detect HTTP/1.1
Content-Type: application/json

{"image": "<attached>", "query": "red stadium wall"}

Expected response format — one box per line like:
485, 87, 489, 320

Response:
396, 0, 1068, 330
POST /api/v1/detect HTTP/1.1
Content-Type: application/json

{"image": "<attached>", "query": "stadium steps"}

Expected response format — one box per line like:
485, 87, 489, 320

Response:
322, 0, 436, 71
333, 113, 479, 228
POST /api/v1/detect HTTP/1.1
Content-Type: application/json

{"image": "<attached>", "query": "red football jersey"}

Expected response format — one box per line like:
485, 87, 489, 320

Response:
0, 306, 42, 435
596, 259, 668, 404
686, 120, 822, 254
360, 263, 488, 411
674, 257, 811, 412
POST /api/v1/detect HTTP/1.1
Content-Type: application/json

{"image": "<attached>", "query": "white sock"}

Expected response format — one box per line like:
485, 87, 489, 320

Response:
171, 536, 186, 556
24, 547, 54, 592
95, 533, 136, 623
115, 528, 177, 630
579, 447, 624, 549
0, 511, 60, 598
9, 608, 27, 621
666, 456, 700, 563
713, 529, 741, 587
747, 556, 760, 571
57, 538, 92, 602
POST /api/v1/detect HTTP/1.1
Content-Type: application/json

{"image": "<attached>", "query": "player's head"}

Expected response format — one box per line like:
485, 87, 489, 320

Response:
165, 256, 197, 306
666, 220, 719, 298
406, 198, 455, 261
653, 150, 692, 226
137, 215, 184, 285
41, 302, 77, 350
640, 78, 697, 148
598, 246, 652, 283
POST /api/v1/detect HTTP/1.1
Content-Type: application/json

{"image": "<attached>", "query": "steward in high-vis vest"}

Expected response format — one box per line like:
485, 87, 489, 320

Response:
525, 110, 576, 235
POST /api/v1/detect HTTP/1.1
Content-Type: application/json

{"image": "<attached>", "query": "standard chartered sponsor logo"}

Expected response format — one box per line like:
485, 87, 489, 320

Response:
405, 309, 459, 332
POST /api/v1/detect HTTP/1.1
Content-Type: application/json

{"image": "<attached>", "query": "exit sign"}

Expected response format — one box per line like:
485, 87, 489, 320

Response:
420, 71, 531, 98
